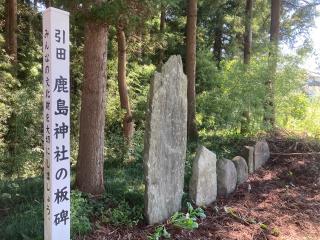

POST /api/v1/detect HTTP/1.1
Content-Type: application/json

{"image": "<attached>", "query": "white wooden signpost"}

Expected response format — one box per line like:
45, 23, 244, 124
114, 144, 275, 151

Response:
43, 7, 70, 240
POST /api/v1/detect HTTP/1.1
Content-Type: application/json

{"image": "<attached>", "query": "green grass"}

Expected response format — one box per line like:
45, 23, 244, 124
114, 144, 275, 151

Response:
0, 177, 43, 240
0, 131, 146, 239
0, 177, 93, 240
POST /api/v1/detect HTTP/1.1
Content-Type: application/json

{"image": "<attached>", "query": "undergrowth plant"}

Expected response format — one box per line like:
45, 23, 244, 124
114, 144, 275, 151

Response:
100, 200, 143, 227
170, 202, 206, 230
148, 202, 206, 239
148, 225, 171, 240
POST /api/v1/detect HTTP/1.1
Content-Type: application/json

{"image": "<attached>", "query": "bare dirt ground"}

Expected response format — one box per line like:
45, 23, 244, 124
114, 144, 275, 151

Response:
84, 135, 320, 240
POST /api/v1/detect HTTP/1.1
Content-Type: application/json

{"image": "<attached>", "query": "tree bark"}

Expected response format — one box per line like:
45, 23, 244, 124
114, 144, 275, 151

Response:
244, 0, 253, 64
270, 0, 281, 44
241, 0, 253, 134
76, 20, 108, 195
117, 25, 134, 141
186, 0, 198, 140
158, 7, 166, 67
5, 0, 17, 64
45, 0, 51, 8
213, 21, 223, 67
34, 0, 38, 9
264, 0, 281, 128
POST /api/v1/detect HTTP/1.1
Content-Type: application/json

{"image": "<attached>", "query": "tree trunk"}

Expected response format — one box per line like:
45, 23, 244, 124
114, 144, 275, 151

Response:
158, 7, 166, 67
240, 0, 253, 134
34, 0, 38, 9
45, 0, 51, 8
244, 0, 253, 64
213, 21, 223, 67
76, 20, 108, 195
264, 0, 281, 128
186, 0, 198, 140
117, 25, 134, 141
5, 0, 17, 64
270, 0, 281, 44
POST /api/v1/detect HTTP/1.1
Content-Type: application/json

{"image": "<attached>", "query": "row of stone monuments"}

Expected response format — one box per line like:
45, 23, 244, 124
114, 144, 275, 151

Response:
143, 55, 270, 225
189, 141, 270, 206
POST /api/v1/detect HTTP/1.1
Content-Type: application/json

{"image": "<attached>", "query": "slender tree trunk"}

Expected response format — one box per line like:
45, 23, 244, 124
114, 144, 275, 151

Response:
158, 7, 166, 67
76, 20, 108, 195
34, 0, 38, 10
244, 0, 253, 65
132, 29, 143, 63
270, 0, 281, 44
213, 21, 223, 67
141, 29, 146, 63
5, 0, 17, 64
264, 0, 281, 128
45, 0, 51, 8
117, 25, 134, 141
241, 0, 253, 134
186, 0, 198, 140
4, 0, 17, 169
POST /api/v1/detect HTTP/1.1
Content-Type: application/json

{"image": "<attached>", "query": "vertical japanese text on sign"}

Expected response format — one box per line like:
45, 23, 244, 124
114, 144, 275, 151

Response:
43, 7, 70, 240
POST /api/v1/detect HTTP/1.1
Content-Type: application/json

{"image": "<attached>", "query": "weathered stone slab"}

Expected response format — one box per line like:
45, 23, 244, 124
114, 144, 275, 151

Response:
143, 55, 188, 225
242, 146, 254, 173
217, 158, 237, 197
189, 146, 217, 206
232, 156, 248, 184
254, 140, 270, 170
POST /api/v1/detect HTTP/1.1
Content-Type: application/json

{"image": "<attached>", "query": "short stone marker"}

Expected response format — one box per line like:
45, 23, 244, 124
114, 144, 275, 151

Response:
242, 146, 254, 173
189, 146, 217, 206
232, 156, 248, 184
217, 158, 237, 197
254, 140, 270, 170
143, 55, 188, 225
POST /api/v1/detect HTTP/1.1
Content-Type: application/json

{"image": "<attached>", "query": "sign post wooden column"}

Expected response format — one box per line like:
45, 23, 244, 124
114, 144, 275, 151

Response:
43, 7, 70, 240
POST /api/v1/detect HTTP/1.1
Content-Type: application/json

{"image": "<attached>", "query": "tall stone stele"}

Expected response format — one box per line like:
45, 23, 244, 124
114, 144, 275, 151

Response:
143, 55, 188, 225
